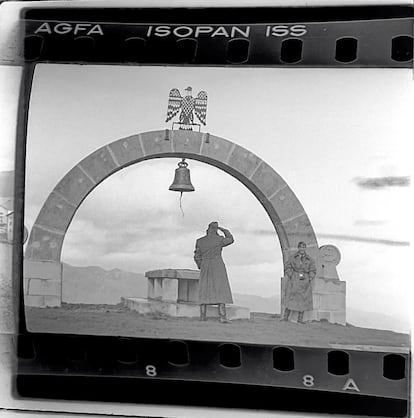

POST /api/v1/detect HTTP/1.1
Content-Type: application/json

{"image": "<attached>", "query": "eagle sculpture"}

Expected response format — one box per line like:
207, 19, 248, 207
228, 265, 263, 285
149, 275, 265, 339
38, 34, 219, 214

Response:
166, 87, 208, 130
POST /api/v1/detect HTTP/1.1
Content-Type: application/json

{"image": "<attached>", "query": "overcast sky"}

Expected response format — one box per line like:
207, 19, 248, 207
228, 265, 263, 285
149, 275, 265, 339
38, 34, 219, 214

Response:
25, 64, 412, 331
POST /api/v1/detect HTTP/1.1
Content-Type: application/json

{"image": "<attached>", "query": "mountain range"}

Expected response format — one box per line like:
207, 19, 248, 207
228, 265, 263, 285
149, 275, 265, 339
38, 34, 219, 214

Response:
61, 263, 409, 333
62, 263, 147, 304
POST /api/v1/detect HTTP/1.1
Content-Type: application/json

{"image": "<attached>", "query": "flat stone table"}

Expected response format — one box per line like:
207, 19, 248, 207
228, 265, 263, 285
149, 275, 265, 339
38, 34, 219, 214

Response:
121, 268, 250, 320
146, 268, 200, 303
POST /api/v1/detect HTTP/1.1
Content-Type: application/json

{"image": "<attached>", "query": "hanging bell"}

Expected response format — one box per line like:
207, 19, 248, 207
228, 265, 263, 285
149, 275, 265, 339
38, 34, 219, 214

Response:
169, 159, 195, 192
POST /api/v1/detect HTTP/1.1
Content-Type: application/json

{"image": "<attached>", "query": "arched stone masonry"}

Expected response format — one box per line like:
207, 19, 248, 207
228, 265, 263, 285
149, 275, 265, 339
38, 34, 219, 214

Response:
24, 130, 345, 324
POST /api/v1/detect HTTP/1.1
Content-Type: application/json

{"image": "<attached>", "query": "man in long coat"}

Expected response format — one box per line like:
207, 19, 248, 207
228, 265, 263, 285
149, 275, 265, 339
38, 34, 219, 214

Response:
281, 242, 316, 324
194, 222, 234, 323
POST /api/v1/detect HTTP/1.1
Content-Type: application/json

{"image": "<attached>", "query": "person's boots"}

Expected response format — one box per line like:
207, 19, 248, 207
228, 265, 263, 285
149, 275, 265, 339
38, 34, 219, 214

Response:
298, 311, 305, 324
219, 304, 230, 324
200, 304, 207, 321
280, 308, 290, 321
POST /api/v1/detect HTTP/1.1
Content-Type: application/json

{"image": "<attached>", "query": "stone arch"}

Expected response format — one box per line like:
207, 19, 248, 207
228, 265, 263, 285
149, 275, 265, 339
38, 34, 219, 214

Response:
24, 129, 352, 323
25, 129, 319, 265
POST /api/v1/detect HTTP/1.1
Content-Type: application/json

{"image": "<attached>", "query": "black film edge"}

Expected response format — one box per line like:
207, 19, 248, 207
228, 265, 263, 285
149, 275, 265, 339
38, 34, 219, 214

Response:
13, 5, 412, 417
21, 7, 414, 66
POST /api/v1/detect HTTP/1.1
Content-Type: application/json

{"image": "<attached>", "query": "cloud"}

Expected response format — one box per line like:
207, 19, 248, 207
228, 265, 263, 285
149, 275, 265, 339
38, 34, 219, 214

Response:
354, 176, 410, 189
62, 159, 278, 264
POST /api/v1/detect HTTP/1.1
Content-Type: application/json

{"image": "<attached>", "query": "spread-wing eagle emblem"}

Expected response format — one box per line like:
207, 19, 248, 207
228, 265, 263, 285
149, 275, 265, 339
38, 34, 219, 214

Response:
166, 87, 208, 130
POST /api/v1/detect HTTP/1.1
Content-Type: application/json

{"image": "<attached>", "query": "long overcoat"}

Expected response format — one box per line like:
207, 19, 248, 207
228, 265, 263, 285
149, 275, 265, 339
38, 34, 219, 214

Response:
194, 232, 234, 304
284, 251, 316, 311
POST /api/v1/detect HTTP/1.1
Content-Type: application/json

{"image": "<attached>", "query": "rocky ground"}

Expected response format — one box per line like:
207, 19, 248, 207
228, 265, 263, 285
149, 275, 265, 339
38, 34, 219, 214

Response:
25, 303, 410, 352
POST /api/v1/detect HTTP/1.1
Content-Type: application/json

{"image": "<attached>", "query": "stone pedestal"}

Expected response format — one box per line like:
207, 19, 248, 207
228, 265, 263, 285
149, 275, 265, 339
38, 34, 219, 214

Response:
280, 276, 346, 324
23, 260, 62, 307
122, 268, 250, 319
311, 277, 346, 323
280, 245, 346, 325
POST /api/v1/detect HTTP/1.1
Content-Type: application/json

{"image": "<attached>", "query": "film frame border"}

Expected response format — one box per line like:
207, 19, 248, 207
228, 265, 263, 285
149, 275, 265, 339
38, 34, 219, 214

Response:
12, 5, 413, 416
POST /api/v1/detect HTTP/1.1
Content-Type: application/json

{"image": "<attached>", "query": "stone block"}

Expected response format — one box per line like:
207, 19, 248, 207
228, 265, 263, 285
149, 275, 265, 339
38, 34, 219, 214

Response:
283, 213, 313, 234
187, 280, 199, 302
319, 264, 340, 281
146, 269, 200, 302
178, 279, 189, 302
331, 311, 346, 325
315, 309, 346, 325
199, 134, 234, 164
304, 310, 317, 322
312, 294, 321, 310
251, 161, 286, 198
108, 135, 145, 166
24, 260, 62, 281
178, 279, 199, 303
146, 268, 199, 280
313, 278, 345, 294
44, 295, 61, 307
271, 187, 306, 223
283, 214, 317, 247
28, 278, 61, 297
176, 302, 199, 317
228, 145, 262, 178
25, 295, 45, 307
54, 165, 94, 207
25, 226, 64, 261
122, 297, 250, 320
138, 299, 177, 316
35, 191, 76, 233
175, 269, 199, 280
141, 131, 172, 155
23, 278, 29, 295
146, 269, 177, 279
162, 278, 179, 302
79, 147, 118, 183
316, 310, 331, 322
318, 293, 346, 310
153, 278, 163, 299
147, 278, 155, 299
121, 297, 152, 314
203, 305, 250, 320
172, 130, 203, 154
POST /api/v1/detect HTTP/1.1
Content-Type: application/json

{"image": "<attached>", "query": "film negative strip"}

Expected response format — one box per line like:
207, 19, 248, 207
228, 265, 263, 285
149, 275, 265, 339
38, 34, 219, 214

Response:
7, 4, 413, 416
21, 7, 414, 66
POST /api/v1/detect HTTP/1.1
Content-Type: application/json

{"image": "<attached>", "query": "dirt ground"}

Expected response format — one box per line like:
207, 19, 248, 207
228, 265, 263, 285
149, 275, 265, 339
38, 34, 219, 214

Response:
25, 304, 410, 352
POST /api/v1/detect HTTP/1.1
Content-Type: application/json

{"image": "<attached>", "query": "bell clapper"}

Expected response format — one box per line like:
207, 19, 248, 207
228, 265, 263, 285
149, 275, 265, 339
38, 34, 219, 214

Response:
179, 191, 184, 217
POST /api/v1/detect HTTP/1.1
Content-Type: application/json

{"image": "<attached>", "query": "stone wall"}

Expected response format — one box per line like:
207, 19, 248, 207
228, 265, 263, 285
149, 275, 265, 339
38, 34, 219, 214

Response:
23, 260, 62, 307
